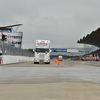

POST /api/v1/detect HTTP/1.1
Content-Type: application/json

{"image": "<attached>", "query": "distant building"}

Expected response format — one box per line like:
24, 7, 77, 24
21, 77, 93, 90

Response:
7, 32, 23, 48
0, 24, 23, 48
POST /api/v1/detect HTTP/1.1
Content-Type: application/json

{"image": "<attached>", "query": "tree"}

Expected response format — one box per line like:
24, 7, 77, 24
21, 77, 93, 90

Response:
25, 48, 33, 52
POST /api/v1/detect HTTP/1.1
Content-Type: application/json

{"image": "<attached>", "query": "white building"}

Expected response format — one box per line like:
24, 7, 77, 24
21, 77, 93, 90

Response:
0, 24, 23, 48
6, 32, 23, 48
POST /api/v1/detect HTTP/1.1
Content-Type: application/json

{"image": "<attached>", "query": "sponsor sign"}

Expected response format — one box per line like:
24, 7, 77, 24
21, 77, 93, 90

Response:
50, 49, 67, 52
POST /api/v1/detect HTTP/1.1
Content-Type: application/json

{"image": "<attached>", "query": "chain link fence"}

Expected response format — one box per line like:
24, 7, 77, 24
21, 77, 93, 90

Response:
0, 40, 34, 57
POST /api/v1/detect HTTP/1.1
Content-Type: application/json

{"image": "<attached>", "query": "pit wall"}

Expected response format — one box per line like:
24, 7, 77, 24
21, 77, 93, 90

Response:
1, 55, 34, 65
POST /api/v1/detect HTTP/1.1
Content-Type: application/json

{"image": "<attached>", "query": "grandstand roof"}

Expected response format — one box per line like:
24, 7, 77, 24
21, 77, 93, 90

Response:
77, 27, 100, 47
91, 49, 100, 54
0, 24, 23, 28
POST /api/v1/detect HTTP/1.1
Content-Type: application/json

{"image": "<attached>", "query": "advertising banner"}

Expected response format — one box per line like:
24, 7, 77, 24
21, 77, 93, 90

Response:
50, 49, 67, 52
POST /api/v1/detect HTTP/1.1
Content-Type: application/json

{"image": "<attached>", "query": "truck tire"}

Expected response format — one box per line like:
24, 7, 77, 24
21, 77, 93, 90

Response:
45, 62, 50, 64
34, 62, 36, 64
34, 62, 39, 64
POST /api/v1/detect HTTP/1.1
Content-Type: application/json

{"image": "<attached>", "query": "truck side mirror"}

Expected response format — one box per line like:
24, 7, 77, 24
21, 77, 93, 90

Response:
33, 47, 35, 52
50, 50, 52, 53
0, 50, 2, 55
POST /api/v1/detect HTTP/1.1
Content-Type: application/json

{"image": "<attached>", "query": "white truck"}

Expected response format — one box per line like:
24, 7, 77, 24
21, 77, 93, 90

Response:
33, 40, 51, 64
58, 55, 63, 61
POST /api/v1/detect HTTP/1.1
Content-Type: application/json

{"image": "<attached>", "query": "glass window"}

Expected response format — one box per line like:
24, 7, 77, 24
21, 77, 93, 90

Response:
35, 48, 49, 53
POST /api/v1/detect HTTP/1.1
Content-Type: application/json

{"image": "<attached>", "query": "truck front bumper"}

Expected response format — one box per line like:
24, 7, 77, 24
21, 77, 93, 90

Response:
34, 58, 50, 63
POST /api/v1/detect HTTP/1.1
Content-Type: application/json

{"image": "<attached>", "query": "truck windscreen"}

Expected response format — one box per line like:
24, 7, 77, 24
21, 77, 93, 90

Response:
35, 48, 49, 53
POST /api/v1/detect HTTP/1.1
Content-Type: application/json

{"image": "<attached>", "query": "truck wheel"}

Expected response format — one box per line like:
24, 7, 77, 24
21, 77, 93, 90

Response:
46, 62, 50, 64
34, 62, 36, 64
48, 62, 50, 64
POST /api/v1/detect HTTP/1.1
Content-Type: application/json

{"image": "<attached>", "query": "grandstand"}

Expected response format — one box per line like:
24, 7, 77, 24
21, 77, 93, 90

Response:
91, 49, 100, 55
77, 27, 100, 60
77, 27, 100, 47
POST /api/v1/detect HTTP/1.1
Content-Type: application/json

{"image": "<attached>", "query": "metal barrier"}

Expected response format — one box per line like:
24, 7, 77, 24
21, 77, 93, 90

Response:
0, 40, 34, 57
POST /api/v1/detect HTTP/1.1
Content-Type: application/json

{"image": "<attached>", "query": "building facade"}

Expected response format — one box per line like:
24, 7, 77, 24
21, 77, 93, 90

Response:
0, 24, 23, 48
5, 32, 23, 48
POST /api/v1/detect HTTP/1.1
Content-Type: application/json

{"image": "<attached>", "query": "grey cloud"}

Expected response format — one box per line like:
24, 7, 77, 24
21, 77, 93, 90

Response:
0, 0, 100, 48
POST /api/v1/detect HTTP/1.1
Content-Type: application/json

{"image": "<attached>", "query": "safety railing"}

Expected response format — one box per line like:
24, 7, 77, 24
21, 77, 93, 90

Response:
0, 40, 34, 57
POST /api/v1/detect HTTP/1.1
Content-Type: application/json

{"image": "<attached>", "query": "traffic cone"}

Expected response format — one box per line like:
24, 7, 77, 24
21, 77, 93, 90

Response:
58, 60, 60, 65
79, 58, 81, 61
54, 59, 57, 64
55, 60, 57, 64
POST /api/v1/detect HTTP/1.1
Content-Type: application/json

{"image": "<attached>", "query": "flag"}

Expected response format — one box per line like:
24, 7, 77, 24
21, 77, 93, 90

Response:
9, 38, 12, 42
0, 31, 3, 35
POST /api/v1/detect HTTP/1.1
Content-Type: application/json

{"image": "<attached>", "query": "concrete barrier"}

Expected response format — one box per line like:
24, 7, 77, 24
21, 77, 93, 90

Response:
1, 55, 34, 64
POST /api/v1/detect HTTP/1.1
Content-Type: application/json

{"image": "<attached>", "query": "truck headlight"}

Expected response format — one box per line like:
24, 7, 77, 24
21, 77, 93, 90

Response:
47, 59, 49, 61
34, 58, 37, 61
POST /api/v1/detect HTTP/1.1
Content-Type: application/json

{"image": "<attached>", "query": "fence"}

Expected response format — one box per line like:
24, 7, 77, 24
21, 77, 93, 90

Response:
0, 40, 34, 57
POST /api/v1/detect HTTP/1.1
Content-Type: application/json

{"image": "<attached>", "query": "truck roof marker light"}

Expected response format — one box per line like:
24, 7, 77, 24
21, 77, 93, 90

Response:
37, 42, 39, 44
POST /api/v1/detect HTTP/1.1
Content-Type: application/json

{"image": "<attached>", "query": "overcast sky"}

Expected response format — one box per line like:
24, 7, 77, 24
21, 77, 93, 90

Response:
0, 0, 100, 49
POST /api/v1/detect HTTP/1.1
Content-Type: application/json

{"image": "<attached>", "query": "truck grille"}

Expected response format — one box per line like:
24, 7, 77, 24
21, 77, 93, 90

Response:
39, 54, 45, 59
